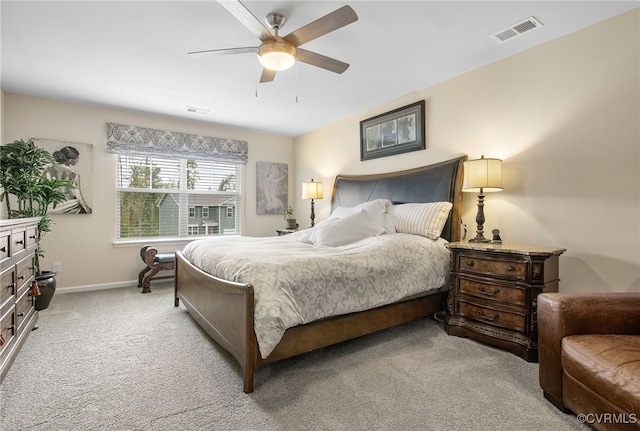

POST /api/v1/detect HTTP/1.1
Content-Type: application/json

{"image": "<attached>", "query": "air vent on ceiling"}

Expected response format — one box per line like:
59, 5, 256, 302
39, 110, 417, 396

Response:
490, 16, 543, 44
186, 106, 210, 115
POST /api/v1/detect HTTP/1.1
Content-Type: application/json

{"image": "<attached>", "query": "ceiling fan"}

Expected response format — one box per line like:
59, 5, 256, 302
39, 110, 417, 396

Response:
188, 0, 358, 83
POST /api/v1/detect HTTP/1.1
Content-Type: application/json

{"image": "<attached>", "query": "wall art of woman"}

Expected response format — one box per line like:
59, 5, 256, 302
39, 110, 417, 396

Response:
44, 146, 92, 214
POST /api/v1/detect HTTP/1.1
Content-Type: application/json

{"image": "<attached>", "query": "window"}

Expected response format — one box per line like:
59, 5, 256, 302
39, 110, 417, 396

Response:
116, 155, 242, 239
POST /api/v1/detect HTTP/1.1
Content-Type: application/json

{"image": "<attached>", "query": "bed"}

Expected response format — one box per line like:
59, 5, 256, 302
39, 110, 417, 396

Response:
174, 155, 466, 393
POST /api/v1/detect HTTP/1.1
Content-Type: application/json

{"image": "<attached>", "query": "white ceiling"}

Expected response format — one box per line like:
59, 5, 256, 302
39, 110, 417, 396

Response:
1, 1, 637, 138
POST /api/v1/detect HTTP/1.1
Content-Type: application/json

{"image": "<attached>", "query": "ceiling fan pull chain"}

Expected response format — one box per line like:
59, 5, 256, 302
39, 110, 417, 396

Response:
295, 62, 299, 103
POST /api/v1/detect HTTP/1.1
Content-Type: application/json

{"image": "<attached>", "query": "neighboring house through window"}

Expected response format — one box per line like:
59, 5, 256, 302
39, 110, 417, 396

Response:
116, 155, 242, 239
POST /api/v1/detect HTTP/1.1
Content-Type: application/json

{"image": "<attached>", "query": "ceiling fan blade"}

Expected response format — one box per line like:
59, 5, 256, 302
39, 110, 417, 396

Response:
284, 5, 358, 47
296, 48, 350, 74
217, 0, 274, 42
188, 46, 257, 56
260, 68, 277, 83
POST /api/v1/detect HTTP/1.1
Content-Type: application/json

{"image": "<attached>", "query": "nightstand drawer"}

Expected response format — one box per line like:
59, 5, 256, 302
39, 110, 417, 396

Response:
458, 278, 526, 306
457, 254, 527, 281
457, 299, 527, 333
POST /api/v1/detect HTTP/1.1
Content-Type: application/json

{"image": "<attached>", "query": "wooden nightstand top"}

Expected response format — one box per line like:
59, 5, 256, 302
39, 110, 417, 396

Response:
446, 241, 566, 257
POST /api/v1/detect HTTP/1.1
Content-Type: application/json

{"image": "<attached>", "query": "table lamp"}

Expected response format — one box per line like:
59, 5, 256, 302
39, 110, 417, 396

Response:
302, 179, 323, 227
462, 156, 503, 243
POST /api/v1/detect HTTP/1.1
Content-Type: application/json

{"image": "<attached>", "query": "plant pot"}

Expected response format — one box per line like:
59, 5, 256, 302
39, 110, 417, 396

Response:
34, 271, 57, 311
285, 219, 298, 230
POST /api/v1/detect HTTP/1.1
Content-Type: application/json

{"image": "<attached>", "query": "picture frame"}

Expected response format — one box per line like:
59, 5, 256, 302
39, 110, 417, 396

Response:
360, 100, 425, 161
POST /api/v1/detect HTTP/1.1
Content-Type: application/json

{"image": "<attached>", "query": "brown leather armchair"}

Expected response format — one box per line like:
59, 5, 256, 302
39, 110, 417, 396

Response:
538, 293, 640, 430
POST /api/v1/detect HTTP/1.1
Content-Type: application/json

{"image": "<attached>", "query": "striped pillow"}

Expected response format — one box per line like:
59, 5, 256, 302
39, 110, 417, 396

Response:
388, 202, 453, 240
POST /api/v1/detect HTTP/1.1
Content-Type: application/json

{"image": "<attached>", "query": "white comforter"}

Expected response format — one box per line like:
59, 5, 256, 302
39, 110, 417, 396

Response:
181, 232, 449, 358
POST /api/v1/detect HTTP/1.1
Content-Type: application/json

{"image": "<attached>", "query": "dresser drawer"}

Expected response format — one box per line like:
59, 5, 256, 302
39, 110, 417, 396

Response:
15, 289, 34, 332
457, 277, 526, 306
457, 253, 527, 281
15, 254, 35, 296
11, 227, 27, 256
0, 231, 9, 268
0, 266, 16, 308
26, 226, 38, 250
0, 304, 16, 352
457, 299, 527, 333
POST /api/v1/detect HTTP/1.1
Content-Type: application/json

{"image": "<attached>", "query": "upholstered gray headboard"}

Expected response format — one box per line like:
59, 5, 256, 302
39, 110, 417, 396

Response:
330, 156, 466, 242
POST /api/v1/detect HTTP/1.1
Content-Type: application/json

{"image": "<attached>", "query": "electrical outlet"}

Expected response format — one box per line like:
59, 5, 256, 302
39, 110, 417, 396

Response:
52, 261, 62, 273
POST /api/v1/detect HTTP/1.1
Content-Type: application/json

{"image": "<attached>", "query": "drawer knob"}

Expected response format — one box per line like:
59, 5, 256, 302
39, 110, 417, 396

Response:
0, 246, 5, 252
466, 260, 475, 267
17, 275, 25, 280
17, 312, 24, 317
506, 265, 515, 272
479, 285, 500, 296
5, 283, 15, 289
478, 310, 499, 322
15, 240, 24, 245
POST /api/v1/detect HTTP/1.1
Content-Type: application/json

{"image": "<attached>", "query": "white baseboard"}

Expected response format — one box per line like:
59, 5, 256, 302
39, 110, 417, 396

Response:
55, 279, 173, 294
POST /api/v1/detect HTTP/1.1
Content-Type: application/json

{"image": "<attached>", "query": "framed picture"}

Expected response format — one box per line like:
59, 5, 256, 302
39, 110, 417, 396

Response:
360, 100, 425, 161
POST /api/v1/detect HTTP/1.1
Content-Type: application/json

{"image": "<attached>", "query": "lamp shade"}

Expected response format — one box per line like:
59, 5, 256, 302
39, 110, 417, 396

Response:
259, 42, 296, 71
462, 156, 503, 192
302, 180, 323, 200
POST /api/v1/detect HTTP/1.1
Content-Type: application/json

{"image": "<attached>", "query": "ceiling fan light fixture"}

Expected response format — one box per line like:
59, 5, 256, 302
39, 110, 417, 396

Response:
258, 42, 296, 71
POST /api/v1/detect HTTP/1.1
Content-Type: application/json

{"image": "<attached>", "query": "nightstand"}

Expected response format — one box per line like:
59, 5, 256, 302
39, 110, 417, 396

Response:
445, 242, 566, 362
276, 229, 298, 236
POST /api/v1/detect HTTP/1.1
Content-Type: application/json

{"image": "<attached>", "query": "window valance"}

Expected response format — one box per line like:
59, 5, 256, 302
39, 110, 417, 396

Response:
106, 122, 248, 164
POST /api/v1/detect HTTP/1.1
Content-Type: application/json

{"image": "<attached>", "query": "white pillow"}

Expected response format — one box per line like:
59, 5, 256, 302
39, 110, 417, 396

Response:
330, 199, 395, 233
297, 209, 385, 246
388, 202, 453, 240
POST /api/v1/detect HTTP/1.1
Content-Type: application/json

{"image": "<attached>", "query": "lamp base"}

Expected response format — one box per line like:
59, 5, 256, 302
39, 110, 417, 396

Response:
469, 192, 491, 244
468, 236, 491, 244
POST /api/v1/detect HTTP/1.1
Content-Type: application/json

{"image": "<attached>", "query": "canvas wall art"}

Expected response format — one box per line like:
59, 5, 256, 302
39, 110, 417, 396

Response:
256, 161, 288, 215
35, 139, 93, 214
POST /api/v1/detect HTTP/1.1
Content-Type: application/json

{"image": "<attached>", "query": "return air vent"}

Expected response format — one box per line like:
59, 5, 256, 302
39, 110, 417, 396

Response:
186, 106, 210, 115
490, 16, 543, 44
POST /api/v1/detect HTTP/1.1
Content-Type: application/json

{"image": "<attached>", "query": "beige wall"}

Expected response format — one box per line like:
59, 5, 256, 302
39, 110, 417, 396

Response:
2, 10, 638, 294
294, 10, 639, 293
3, 95, 294, 289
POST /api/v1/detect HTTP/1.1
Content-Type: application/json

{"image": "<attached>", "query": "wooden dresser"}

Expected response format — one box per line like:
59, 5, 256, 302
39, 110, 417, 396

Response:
445, 241, 565, 362
0, 217, 40, 382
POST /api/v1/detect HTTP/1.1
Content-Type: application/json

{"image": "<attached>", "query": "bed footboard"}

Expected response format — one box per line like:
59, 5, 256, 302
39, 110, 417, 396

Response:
175, 251, 257, 393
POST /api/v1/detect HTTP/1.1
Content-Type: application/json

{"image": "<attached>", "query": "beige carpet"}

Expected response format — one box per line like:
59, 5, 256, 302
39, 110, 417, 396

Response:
0, 284, 589, 431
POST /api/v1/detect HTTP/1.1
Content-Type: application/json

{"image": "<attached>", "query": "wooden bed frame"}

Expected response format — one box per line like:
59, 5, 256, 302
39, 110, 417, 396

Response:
174, 155, 466, 393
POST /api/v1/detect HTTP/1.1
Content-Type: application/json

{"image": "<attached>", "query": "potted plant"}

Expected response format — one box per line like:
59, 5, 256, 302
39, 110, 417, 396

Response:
284, 205, 298, 230
0, 139, 73, 310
